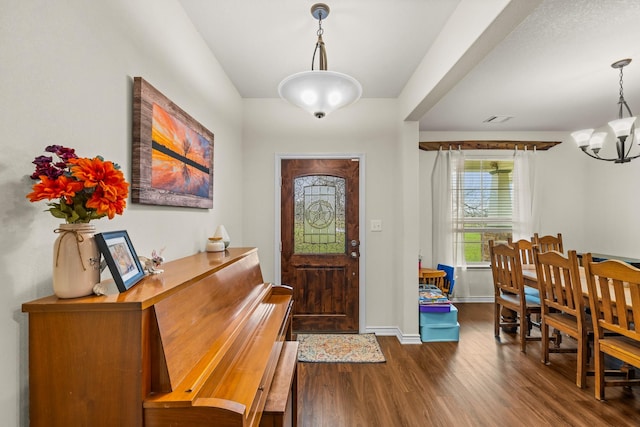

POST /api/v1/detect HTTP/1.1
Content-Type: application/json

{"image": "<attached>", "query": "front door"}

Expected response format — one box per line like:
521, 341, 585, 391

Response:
281, 158, 360, 333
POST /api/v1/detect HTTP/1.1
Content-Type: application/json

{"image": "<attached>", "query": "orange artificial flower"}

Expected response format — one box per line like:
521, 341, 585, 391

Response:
86, 183, 128, 219
69, 157, 125, 189
26, 175, 84, 204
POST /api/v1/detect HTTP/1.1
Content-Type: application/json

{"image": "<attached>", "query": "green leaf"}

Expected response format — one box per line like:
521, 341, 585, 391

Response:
48, 207, 67, 219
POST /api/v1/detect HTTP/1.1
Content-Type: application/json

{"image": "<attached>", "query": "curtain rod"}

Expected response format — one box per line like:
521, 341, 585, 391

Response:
419, 140, 560, 151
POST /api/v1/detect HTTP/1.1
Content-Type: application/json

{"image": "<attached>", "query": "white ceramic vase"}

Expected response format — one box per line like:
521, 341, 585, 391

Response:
52, 223, 101, 298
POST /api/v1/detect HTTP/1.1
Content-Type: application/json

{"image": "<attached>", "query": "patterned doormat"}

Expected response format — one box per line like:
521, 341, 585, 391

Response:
296, 333, 386, 363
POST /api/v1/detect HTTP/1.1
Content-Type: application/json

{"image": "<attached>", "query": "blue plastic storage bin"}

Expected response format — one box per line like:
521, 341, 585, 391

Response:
420, 322, 460, 342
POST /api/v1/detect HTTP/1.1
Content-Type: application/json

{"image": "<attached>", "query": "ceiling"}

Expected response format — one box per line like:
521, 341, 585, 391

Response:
178, 0, 640, 133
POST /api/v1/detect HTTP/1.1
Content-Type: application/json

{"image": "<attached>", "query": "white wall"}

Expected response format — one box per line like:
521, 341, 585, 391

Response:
242, 98, 410, 334
1, 1, 243, 425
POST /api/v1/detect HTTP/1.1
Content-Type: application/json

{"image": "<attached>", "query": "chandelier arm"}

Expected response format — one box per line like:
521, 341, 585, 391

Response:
622, 99, 633, 118
624, 133, 640, 161
580, 147, 617, 162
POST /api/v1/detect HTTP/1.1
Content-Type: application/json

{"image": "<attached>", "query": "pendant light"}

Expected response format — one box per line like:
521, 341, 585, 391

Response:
278, 3, 362, 119
571, 58, 639, 163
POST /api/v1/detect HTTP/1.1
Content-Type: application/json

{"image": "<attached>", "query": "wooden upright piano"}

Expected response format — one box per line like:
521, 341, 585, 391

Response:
22, 247, 297, 427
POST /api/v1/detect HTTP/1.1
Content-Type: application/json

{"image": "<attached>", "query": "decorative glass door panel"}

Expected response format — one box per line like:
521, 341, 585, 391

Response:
294, 176, 345, 254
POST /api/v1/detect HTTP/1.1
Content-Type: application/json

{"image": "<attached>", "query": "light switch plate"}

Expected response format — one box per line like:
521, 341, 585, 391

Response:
371, 219, 382, 232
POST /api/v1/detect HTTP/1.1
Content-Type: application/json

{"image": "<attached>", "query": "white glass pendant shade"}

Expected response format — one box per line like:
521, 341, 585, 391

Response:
278, 70, 362, 119
608, 116, 637, 137
589, 132, 608, 151
571, 128, 594, 148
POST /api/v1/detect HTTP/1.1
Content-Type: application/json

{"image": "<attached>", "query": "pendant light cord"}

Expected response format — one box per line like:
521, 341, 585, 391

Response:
618, 65, 633, 119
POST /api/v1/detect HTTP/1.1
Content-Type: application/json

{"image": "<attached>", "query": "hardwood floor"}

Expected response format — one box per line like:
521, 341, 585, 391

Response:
297, 303, 640, 426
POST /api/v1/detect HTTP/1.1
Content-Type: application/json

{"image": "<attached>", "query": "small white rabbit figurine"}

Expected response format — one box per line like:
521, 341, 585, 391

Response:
140, 249, 165, 275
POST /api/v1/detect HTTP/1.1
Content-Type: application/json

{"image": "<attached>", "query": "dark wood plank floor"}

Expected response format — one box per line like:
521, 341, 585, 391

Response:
297, 303, 640, 426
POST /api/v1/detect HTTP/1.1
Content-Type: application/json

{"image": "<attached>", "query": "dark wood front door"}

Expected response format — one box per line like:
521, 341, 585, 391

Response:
281, 158, 360, 333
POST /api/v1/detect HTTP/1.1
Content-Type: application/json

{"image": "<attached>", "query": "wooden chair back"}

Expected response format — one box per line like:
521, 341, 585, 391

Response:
508, 237, 535, 265
533, 233, 564, 253
489, 240, 525, 297
419, 269, 446, 293
534, 248, 584, 320
489, 240, 540, 352
533, 247, 588, 387
583, 252, 640, 399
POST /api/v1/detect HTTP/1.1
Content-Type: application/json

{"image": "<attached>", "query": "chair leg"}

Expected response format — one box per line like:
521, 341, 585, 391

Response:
576, 333, 587, 389
494, 303, 501, 338
520, 310, 527, 352
594, 348, 605, 400
541, 321, 549, 365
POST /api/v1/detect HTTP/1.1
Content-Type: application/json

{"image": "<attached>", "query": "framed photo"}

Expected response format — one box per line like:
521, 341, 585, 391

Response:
132, 76, 214, 208
95, 231, 146, 293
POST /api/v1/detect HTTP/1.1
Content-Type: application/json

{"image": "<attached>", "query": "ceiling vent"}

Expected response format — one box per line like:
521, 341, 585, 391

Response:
483, 115, 513, 124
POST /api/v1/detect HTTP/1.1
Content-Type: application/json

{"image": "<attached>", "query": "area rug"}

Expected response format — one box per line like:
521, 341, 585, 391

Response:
296, 333, 386, 363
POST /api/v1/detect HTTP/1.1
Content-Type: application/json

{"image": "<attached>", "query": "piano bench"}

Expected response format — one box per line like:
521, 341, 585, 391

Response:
260, 341, 299, 427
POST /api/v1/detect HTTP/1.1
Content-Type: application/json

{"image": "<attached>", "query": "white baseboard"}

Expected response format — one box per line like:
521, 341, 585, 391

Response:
365, 326, 422, 344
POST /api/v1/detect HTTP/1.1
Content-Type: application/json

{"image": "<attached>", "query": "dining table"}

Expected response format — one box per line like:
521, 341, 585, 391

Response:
521, 264, 633, 312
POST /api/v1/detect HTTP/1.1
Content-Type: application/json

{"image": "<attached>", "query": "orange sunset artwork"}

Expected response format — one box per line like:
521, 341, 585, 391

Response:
150, 104, 211, 197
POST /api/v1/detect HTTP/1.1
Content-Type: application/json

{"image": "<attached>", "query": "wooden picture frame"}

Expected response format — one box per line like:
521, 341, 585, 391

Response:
95, 230, 146, 293
132, 77, 214, 208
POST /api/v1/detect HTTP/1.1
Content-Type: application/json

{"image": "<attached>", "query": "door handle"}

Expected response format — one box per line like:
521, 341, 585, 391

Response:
350, 251, 358, 258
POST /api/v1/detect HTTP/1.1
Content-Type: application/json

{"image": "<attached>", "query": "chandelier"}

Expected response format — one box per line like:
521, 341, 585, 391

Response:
571, 58, 639, 163
278, 3, 362, 119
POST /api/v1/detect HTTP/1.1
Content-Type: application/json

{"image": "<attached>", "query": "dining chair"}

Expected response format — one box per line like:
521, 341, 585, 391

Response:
436, 263, 455, 297
534, 247, 590, 388
533, 233, 564, 254
508, 237, 536, 265
509, 237, 541, 329
419, 268, 446, 293
583, 253, 640, 400
489, 240, 541, 352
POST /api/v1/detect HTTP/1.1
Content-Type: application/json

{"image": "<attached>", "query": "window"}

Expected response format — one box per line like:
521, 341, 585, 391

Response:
453, 159, 514, 265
